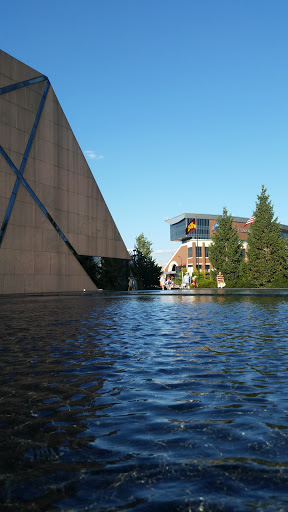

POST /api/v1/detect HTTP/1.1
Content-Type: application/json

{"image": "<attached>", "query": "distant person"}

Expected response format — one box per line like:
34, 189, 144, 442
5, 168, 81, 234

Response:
166, 277, 172, 290
192, 276, 198, 288
216, 272, 226, 289
160, 274, 166, 290
183, 273, 190, 288
128, 277, 134, 291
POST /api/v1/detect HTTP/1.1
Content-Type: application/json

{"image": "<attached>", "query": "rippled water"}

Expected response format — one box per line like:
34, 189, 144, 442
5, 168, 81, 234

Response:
1, 292, 288, 511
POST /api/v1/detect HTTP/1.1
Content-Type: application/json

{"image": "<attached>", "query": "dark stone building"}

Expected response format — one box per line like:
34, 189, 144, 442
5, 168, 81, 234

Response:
0, 51, 130, 293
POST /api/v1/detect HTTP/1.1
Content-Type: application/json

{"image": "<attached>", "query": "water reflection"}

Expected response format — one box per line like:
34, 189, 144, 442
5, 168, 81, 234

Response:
1, 293, 288, 511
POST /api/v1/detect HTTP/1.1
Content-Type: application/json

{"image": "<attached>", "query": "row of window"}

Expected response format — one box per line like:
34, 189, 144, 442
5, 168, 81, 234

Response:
187, 247, 247, 259
188, 246, 209, 258
175, 264, 211, 272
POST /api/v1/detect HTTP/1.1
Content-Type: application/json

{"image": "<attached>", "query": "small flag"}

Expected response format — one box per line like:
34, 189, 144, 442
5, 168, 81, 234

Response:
244, 216, 255, 227
213, 222, 219, 231
186, 219, 196, 235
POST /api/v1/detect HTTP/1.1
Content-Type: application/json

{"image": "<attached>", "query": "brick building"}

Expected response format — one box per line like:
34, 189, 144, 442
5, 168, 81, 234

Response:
163, 213, 288, 277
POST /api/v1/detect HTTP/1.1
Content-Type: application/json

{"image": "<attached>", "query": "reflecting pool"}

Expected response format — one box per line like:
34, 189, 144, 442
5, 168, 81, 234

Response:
1, 292, 288, 511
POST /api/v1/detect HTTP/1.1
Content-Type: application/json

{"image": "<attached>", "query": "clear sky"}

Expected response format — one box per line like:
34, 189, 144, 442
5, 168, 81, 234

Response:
2, 0, 288, 265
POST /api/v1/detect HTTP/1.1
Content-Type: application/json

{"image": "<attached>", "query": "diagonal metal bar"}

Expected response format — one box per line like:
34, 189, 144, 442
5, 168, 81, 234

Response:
20, 173, 78, 257
0, 146, 78, 257
0, 75, 48, 96
0, 146, 20, 175
0, 148, 22, 245
0, 79, 50, 246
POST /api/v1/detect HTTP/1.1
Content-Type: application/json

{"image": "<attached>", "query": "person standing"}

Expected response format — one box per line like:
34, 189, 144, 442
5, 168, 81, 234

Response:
166, 276, 172, 290
192, 276, 198, 288
216, 272, 225, 289
183, 273, 190, 288
160, 274, 166, 290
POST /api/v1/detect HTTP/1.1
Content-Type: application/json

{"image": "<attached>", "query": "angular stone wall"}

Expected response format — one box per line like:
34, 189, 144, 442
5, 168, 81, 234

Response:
0, 51, 130, 294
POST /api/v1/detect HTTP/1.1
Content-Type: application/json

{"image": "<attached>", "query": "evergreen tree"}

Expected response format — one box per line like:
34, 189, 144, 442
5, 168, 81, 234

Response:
247, 185, 288, 287
135, 233, 153, 258
209, 207, 244, 283
131, 234, 162, 289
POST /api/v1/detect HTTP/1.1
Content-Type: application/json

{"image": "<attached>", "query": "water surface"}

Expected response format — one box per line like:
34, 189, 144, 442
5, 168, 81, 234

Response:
1, 292, 288, 511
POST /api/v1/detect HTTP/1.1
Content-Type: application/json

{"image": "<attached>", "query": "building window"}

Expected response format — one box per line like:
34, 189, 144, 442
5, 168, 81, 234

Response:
187, 218, 210, 240
205, 264, 210, 271
170, 217, 211, 241
196, 264, 202, 270
170, 219, 187, 241
188, 247, 192, 258
196, 246, 202, 257
205, 247, 209, 258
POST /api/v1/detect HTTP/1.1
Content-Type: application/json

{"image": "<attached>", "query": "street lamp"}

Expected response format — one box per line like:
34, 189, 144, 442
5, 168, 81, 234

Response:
177, 256, 184, 288
196, 217, 200, 284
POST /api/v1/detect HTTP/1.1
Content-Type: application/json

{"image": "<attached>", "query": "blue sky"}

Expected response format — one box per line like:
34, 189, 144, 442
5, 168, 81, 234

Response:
2, 0, 288, 265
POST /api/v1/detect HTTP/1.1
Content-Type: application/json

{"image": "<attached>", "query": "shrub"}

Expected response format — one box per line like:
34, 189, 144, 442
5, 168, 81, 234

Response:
268, 274, 288, 289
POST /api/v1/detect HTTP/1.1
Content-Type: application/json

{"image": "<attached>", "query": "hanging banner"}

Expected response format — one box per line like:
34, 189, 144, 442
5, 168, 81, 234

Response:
186, 218, 196, 235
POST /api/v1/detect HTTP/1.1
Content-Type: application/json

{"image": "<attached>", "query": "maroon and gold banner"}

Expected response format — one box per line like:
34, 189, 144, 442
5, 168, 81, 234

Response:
186, 218, 196, 235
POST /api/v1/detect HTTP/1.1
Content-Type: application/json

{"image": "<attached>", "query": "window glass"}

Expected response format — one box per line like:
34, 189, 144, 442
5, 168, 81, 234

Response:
170, 219, 186, 240
170, 218, 211, 241
78, 255, 129, 291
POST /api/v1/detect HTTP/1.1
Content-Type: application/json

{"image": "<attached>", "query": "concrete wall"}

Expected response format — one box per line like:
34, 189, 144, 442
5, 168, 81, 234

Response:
0, 51, 130, 294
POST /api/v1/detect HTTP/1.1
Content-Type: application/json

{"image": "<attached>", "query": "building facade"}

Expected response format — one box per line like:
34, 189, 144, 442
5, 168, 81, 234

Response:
0, 51, 130, 294
164, 213, 288, 276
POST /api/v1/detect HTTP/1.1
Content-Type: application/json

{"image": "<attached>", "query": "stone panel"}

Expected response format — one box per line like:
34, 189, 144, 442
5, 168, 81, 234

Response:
42, 228, 61, 253
35, 251, 51, 276
9, 199, 35, 227
1, 224, 23, 250
0, 248, 15, 275
50, 251, 65, 276
14, 250, 34, 275
2, 274, 25, 294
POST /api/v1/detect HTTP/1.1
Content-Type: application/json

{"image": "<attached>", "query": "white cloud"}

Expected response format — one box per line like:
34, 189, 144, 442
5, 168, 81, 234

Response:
85, 150, 104, 160
153, 249, 175, 255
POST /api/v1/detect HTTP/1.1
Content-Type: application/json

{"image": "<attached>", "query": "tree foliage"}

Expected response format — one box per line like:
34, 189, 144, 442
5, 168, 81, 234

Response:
131, 234, 162, 289
135, 233, 153, 258
209, 207, 244, 283
247, 185, 288, 287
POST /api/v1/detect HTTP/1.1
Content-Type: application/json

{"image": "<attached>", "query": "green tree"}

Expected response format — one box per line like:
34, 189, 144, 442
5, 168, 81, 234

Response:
209, 207, 244, 284
135, 233, 153, 258
132, 234, 162, 289
247, 185, 288, 287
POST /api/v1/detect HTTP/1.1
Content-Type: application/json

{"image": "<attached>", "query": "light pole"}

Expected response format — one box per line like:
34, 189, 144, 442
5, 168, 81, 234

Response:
196, 217, 200, 284
177, 255, 183, 288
